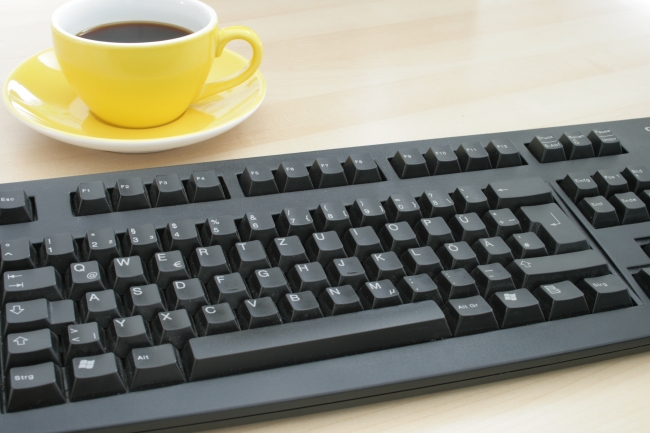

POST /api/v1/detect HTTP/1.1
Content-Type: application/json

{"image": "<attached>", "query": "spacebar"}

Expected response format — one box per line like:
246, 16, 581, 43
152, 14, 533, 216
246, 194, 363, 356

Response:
183, 301, 451, 382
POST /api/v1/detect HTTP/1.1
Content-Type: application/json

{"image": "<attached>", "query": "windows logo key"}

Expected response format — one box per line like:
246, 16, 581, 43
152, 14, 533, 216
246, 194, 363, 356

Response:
504, 293, 517, 301
78, 359, 96, 370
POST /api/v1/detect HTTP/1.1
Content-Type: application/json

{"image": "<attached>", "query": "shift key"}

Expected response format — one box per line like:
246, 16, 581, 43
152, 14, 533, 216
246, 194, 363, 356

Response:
516, 203, 590, 254
3, 267, 64, 305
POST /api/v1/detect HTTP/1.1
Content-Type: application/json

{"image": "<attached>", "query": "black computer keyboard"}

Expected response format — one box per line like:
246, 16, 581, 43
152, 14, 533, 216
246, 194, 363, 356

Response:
2, 118, 650, 433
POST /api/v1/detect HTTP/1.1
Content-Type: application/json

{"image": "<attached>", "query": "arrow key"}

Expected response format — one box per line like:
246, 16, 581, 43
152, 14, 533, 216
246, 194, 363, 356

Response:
63, 322, 106, 365
5, 328, 60, 371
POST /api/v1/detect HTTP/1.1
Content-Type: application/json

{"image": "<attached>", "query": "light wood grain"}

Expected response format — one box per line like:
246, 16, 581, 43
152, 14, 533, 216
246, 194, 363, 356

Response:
2, 0, 650, 431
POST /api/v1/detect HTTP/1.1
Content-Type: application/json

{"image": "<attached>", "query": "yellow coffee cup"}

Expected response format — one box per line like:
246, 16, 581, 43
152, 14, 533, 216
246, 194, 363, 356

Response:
51, 0, 262, 128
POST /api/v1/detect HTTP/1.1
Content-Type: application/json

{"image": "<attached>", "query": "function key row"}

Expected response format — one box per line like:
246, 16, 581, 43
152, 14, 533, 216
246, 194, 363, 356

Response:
73, 170, 226, 216
528, 129, 622, 163
560, 165, 650, 227
390, 140, 522, 179
240, 153, 383, 197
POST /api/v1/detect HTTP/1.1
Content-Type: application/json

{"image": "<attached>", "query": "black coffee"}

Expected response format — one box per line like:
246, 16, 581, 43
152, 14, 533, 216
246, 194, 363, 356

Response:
77, 22, 192, 43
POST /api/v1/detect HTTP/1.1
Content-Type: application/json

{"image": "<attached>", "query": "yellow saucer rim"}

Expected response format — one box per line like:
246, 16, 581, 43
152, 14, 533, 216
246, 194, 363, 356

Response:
3, 47, 266, 151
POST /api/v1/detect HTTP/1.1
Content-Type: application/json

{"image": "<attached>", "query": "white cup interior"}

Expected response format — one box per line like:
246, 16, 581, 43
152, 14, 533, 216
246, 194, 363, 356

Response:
52, 0, 216, 42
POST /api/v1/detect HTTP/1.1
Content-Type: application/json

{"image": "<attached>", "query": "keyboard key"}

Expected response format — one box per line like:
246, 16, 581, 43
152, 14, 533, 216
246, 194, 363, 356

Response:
453, 186, 489, 216
150, 173, 189, 207
609, 192, 649, 224
124, 285, 166, 322
578, 196, 619, 228
472, 237, 513, 265
457, 142, 491, 172
485, 139, 522, 168
183, 301, 450, 381
186, 170, 225, 203
397, 274, 443, 304
385, 194, 422, 225
200, 216, 241, 254
41, 233, 79, 274
482, 209, 522, 238
112, 178, 151, 211
241, 165, 279, 196
239, 212, 278, 248
107, 256, 149, 295
593, 169, 629, 198
228, 241, 270, 279
163, 219, 202, 257
305, 231, 346, 265
74, 181, 112, 215
621, 166, 650, 194
167, 279, 209, 315
268, 236, 309, 273
83, 228, 122, 269
449, 213, 488, 245
206, 273, 251, 308
122, 223, 162, 263
484, 178, 553, 210
194, 304, 240, 336
326, 257, 368, 290
151, 309, 197, 350
7, 362, 66, 412
2, 267, 63, 305
434, 268, 479, 301
6, 328, 60, 371
66, 261, 108, 301
238, 297, 283, 328
248, 268, 291, 302
534, 280, 589, 320
63, 322, 106, 365
350, 198, 389, 231
286, 262, 330, 296
391, 148, 429, 179
528, 135, 566, 163
489, 289, 545, 328
276, 207, 315, 242
424, 145, 461, 175
67, 353, 127, 401
314, 202, 352, 236
342, 226, 384, 262
437, 242, 479, 271
578, 275, 633, 313
363, 251, 406, 284
507, 250, 609, 289
0, 190, 34, 224
561, 173, 599, 203
310, 157, 348, 188
318, 285, 364, 316
506, 232, 548, 258
588, 129, 621, 156
189, 245, 230, 283
517, 203, 590, 254
278, 292, 323, 322
126, 344, 185, 391
414, 217, 454, 251
107, 315, 153, 358
358, 280, 402, 309
419, 190, 456, 221
274, 161, 314, 192
443, 295, 499, 336
471, 263, 516, 298
379, 222, 419, 257
0, 238, 37, 273
149, 251, 190, 289
400, 246, 443, 277
4, 299, 76, 336
559, 132, 595, 160
80, 290, 123, 328
344, 153, 381, 184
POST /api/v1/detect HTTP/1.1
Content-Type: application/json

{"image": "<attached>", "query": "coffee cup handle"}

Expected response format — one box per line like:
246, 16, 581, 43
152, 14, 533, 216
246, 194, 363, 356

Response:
194, 26, 263, 101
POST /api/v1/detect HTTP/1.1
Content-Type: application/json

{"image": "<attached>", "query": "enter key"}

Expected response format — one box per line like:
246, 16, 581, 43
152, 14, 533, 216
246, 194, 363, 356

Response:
516, 203, 589, 254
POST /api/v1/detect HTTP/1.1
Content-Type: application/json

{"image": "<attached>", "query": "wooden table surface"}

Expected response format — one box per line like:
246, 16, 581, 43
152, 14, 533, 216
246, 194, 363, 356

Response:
2, 0, 650, 431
